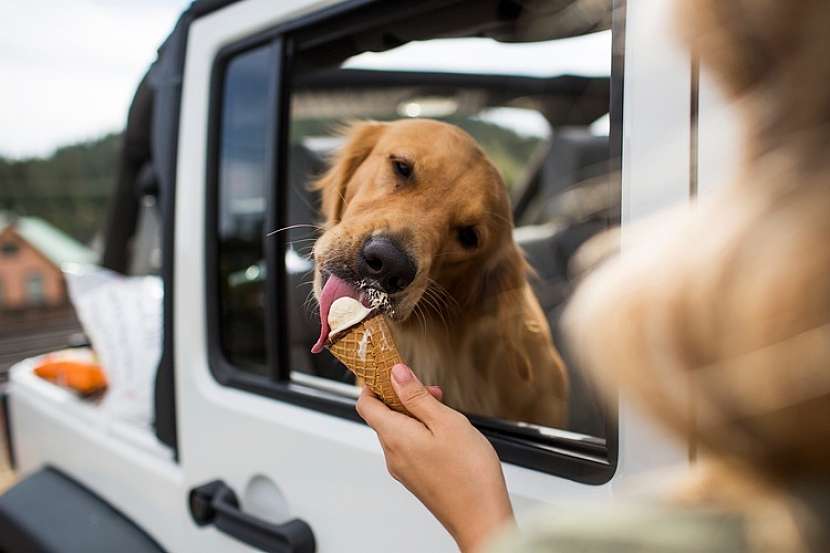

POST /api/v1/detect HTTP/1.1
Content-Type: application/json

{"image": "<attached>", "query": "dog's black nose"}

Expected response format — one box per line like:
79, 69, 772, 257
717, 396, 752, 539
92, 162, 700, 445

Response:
357, 236, 417, 293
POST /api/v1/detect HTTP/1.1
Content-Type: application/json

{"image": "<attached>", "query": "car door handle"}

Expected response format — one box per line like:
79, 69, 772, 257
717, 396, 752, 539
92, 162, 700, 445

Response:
189, 480, 316, 553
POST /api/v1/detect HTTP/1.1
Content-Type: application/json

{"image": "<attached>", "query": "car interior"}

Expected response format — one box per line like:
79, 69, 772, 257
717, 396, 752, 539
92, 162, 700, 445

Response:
280, 65, 617, 438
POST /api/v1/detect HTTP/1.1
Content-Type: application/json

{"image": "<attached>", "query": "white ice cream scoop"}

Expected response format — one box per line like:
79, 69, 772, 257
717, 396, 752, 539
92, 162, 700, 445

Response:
327, 296, 374, 341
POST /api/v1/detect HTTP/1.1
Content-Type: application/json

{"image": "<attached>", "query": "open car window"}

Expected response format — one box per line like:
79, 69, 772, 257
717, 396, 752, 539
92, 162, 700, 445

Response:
209, 0, 622, 480
284, 28, 617, 437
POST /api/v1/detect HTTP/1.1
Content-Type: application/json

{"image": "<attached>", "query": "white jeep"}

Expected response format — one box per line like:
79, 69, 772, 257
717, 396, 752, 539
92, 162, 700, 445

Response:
0, 1, 739, 551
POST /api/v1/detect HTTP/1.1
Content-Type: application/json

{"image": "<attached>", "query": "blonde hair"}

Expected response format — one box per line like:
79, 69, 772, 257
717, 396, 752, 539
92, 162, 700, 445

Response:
563, 0, 830, 550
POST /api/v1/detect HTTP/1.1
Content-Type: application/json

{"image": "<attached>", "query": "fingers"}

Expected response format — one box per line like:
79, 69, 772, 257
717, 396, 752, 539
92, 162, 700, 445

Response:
355, 386, 386, 427
356, 387, 416, 435
356, 373, 445, 436
391, 364, 448, 428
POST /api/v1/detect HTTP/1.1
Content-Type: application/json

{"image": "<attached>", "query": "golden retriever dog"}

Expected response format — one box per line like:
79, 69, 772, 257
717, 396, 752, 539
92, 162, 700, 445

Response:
564, 0, 830, 549
311, 119, 567, 428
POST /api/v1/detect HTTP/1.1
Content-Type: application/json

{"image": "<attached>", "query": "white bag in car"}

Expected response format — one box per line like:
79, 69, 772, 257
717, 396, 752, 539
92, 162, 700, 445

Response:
65, 267, 162, 428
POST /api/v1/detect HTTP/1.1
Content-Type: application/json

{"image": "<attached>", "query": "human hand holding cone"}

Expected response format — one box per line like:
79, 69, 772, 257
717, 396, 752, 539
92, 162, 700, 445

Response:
325, 297, 409, 413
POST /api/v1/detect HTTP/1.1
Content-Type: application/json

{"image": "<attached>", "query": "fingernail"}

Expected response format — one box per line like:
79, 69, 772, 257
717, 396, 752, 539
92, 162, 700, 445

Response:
392, 364, 412, 384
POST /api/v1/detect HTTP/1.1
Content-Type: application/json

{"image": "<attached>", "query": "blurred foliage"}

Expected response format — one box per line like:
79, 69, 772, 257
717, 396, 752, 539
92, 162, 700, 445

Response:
291, 116, 544, 191
0, 116, 540, 248
0, 133, 120, 244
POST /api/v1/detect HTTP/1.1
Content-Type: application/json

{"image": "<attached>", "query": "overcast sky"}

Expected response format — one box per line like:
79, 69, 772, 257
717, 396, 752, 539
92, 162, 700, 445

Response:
0, 0, 189, 159
345, 32, 610, 77
0, 1, 609, 160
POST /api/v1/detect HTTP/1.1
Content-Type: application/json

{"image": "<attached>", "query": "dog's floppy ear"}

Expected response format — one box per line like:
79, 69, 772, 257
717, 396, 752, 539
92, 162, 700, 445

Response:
491, 247, 537, 383
312, 121, 386, 225
468, 244, 540, 383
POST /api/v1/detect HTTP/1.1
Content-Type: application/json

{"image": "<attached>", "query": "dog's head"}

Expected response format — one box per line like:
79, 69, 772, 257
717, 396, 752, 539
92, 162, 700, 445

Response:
311, 119, 525, 351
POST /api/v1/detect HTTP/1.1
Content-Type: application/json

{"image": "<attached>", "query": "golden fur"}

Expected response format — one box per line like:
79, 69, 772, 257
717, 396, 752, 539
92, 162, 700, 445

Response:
563, 1, 830, 550
312, 119, 567, 427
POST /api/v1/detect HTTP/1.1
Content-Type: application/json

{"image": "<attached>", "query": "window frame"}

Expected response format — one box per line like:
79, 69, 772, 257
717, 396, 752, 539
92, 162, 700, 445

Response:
205, 0, 625, 484
25, 272, 46, 306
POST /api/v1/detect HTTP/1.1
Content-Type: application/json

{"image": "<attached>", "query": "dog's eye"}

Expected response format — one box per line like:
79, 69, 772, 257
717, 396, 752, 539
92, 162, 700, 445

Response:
456, 226, 479, 250
392, 159, 413, 179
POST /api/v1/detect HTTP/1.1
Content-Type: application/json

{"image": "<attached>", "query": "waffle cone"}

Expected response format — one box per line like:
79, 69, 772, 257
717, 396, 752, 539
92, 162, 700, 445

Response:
327, 314, 408, 413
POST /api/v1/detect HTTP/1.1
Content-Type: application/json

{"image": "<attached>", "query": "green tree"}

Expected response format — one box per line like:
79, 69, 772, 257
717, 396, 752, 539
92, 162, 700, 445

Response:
0, 133, 121, 244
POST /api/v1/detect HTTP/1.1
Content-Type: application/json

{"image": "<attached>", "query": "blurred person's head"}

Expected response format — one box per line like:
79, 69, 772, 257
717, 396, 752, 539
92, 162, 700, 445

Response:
564, 0, 830, 550
678, 0, 830, 164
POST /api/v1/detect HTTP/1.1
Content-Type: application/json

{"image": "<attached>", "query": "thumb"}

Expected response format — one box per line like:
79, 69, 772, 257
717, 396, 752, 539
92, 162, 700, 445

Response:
391, 364, 446, 427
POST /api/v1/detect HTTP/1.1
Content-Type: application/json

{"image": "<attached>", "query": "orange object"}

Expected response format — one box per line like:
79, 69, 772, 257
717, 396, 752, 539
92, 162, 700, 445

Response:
34, 358, 108, 396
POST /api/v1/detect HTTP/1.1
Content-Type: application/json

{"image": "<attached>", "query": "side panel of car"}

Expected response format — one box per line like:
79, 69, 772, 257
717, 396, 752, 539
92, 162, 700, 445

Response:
697, 66, 742, 197
177, 2, 466, 551
611, 0, 692, 487
175, 2, 697, 552
8, 366, 187, 551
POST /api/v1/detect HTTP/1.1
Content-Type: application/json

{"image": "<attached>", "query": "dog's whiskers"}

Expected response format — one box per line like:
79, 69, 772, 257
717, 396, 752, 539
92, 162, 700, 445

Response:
266, 224, 324, 237
413, 302, 429, 339
426, 278, 459, 312
419, 293, 446, 335
482, 209, 512, 226
415, 282, 455, 337
302, 285, 320, 318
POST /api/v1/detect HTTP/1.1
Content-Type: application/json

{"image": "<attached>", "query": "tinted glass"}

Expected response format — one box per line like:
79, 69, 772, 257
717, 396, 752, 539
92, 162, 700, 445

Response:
216, 45, 272, 374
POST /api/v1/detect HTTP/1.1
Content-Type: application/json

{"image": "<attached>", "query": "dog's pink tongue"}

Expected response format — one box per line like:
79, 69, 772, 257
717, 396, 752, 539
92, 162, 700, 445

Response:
312, 275, 362, 354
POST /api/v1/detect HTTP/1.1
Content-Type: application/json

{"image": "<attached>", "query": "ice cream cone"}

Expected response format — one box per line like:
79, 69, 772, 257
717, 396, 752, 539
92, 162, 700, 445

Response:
327, 314, 408, 413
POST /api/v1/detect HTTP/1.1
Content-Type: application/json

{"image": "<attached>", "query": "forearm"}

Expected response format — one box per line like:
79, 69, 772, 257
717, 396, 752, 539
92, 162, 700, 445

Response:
356, 366, 516, 553
452, 495, 515, 553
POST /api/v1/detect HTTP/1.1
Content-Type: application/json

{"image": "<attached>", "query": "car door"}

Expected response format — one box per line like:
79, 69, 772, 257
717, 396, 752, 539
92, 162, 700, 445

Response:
174, 0, 693, 551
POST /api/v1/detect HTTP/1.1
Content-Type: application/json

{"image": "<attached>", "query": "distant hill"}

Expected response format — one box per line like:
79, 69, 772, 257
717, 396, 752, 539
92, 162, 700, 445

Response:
291, 117, 543, 192
0, 133, 121, 245
0, 117, 538, 247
